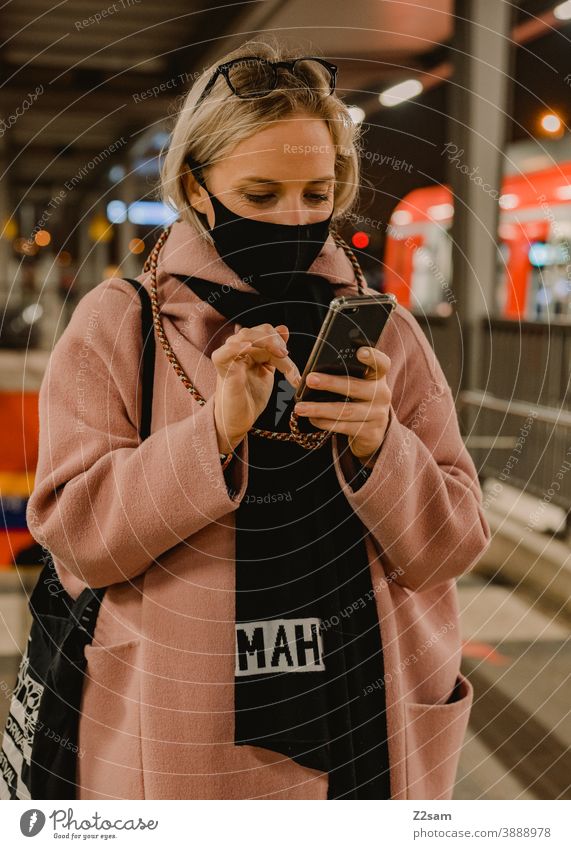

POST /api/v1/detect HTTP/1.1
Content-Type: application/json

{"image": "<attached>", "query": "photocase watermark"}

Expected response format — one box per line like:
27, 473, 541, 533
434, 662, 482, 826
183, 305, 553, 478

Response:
49, 807, 158, 834
64, 136, 127, 192
319, 566, 405, 634
363, 620, 455, 695
30, 189, 67, 243
171, 274, 255, 351
342, 210, 385, 232
359, 150, 414, 173
416, 244, 456, 305
536, 192, 571, 279
495, 408, 538, 484
441, 142, 500, 200
282, 142, 414, 173
395, 381, 446, 463
190, 428, 225, 491
133, 70, 203, 103
75, 309, 101, 433
386, 222, 457, 305
25, 715, 85, 760
283, 143, 336, 156
481, 408, 538, 511
0, 85, 44, 138
526, 445, 571, 530
29, 138, 127, 242
24, 505, 63, 593
242, 490, 292, 504
75, 0, 142, 30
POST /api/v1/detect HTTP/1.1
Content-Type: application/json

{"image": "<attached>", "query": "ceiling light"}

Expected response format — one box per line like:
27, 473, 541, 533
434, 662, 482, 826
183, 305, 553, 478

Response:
540, 113, 562, 134
554, 1, 571, 21
379, 79, 423, 107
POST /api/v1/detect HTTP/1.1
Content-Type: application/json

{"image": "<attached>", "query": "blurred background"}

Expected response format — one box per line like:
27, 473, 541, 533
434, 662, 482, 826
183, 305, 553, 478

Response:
0, 0, 570, 799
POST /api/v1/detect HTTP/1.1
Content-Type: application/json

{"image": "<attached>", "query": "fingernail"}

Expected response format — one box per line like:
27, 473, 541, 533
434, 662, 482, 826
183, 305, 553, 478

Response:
360, 348, 370, 358
307, 373, 320, 385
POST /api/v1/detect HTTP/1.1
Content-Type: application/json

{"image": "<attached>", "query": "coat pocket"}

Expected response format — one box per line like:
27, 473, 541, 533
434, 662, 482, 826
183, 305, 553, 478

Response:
77, 639, 144, 799
404, 671, 473, 801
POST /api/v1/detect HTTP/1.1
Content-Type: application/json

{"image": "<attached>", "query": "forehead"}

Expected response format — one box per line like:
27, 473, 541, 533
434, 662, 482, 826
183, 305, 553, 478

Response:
218, 117, 336, 181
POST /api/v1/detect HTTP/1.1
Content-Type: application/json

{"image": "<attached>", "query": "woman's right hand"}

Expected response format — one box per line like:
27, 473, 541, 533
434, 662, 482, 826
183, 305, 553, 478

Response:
211, 323, 302, 454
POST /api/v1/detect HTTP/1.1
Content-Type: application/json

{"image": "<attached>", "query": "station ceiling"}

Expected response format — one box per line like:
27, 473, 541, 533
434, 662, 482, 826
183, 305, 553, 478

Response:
0, 0, 567, 212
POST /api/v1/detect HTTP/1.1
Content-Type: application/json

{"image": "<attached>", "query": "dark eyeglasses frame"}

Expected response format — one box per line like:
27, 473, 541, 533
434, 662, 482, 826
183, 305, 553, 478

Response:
195, 55, 338, 108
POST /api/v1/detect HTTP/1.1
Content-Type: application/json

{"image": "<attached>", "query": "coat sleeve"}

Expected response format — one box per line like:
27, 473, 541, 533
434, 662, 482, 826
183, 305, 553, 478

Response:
331, 307, 490, 592
26, 279, 249, 589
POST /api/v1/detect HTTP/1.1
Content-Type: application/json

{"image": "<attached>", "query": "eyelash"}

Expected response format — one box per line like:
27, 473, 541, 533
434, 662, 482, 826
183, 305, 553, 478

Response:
241, 192, 330, 205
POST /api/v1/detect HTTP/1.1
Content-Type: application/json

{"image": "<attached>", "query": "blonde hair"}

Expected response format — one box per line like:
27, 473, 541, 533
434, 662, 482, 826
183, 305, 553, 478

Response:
158, 36, 364, 244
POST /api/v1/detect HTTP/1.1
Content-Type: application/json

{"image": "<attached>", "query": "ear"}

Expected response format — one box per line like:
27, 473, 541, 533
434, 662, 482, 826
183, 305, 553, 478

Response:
182, 170, 210, 216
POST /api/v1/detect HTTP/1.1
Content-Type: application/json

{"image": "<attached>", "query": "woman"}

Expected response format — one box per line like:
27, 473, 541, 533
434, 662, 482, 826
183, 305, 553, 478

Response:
26, 39, 490, 800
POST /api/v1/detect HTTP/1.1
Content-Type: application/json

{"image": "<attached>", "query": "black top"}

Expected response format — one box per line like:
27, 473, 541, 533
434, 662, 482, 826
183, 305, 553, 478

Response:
178, 273, 391, 799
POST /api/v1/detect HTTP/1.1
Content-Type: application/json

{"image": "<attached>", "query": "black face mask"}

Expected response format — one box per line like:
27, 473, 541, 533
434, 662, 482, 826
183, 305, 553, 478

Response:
199, 183, 333, 297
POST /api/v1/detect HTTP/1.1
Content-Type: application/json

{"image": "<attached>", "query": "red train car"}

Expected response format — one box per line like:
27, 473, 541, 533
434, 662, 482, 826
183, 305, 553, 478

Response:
383, 161, 571, 319
0, 352, 45, 569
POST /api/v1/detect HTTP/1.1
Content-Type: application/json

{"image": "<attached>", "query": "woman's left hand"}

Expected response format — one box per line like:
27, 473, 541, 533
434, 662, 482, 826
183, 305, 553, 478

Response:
293, 347, 391, 466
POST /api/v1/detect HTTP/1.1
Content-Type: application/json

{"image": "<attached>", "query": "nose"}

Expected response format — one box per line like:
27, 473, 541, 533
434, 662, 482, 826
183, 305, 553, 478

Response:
272, 195, 324, 226
279, 207, 306, 226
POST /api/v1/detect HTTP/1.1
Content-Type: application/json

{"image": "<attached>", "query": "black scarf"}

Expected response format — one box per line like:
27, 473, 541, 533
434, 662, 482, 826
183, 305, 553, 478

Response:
175, 270, 391, 799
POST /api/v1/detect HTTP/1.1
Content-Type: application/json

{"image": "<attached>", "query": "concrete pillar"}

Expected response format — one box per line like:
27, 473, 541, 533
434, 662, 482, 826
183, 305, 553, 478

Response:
447, 0, 515, 391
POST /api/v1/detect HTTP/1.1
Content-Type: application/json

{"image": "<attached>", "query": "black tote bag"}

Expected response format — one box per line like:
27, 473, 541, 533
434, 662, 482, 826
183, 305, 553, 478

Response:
0, 278, 155, 800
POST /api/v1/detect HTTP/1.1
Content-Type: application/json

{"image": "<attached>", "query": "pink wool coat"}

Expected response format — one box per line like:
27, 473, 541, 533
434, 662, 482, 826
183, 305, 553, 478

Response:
26, 219, 490, 800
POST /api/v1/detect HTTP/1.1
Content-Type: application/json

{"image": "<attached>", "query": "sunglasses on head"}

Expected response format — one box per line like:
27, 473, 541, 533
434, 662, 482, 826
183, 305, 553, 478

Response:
195, 55, 338, 107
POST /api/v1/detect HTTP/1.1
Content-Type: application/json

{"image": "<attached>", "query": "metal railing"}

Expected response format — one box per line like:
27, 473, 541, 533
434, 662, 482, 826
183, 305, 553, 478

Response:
416, 315, 571, 512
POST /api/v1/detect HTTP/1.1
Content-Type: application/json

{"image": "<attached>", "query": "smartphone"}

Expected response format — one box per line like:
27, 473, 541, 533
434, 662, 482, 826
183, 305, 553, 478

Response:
294, 293, 397, 404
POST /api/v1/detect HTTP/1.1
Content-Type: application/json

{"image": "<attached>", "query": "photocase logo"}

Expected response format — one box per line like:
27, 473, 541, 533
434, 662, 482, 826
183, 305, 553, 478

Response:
20, 809, 46, 836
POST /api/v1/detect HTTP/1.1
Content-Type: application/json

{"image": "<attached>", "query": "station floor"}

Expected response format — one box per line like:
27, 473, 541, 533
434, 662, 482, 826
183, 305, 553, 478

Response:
0, 568, 569, 800
455, 572, 570, 800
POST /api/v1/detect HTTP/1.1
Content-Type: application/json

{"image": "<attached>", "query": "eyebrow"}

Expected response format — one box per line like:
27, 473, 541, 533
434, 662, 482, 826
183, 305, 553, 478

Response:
235, 175, 336, 185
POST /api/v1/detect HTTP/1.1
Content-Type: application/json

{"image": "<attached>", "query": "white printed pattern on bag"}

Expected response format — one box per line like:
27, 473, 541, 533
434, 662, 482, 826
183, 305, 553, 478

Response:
0, 638, 41, 800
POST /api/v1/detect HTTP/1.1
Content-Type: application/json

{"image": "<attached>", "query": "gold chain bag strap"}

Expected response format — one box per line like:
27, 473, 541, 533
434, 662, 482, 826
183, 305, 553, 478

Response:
143, 225, 366, 449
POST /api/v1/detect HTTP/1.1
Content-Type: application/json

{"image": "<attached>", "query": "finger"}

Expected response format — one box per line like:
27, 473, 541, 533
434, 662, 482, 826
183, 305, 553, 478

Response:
246, 345, 301, 385
304, 349, 391, 399
303, 371, 377, 401
215, 333, 301, 385
212, 339, 255, 369
356, 347, 391, 379
277, 357, 302, 387
237, 324, 289, 357
294, 400, 379, 421
305, 418, 373, 437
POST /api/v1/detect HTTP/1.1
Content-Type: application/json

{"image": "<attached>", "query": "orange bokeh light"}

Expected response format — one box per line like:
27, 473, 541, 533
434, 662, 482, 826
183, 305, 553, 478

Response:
128, 238, 145, 254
